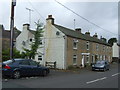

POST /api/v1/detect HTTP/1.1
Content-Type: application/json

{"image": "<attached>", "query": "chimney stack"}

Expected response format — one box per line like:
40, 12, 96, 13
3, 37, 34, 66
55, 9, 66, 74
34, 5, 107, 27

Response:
23, 24, 30, 30
46, 15, 54, 25
93, 33, 98, 38
75, 28, 81, 33
85, 31, 90, 36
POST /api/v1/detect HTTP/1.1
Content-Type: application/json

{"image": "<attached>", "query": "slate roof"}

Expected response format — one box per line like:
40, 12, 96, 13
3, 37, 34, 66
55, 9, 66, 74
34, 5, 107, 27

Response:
54, 24, 111, 46
29, 30, 36, 34
0, 24, 21, 39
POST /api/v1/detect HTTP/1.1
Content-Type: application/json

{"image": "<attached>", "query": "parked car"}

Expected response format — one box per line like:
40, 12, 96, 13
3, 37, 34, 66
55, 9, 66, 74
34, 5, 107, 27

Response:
92, 60, 110, 71
2, 59, 50, 79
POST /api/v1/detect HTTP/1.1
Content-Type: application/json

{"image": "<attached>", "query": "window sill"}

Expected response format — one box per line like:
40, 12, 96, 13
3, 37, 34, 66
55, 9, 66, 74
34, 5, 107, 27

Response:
73, 48, 77, 50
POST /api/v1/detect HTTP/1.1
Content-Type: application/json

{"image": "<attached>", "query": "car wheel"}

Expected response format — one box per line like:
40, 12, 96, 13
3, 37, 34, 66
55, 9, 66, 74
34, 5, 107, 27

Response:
42, 70, 47, 76
103, 68, 106, 72
13, 71, 21, 79
92, 68, 94, 71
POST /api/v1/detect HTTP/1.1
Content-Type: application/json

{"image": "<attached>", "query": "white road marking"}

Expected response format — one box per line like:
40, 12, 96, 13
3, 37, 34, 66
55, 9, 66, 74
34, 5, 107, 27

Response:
112, 73, 119, 77
86, 77, 107, 84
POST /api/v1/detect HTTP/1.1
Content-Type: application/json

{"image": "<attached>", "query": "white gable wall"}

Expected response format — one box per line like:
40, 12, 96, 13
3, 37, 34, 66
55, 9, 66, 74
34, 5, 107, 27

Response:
112, 43, 119, 57
44, 22, 66, 69
16, 26, 32, 53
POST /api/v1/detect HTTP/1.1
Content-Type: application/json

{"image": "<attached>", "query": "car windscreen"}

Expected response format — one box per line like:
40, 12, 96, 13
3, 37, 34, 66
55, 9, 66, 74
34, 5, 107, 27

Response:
3, 60, 13, 65
96, 61, 105, 64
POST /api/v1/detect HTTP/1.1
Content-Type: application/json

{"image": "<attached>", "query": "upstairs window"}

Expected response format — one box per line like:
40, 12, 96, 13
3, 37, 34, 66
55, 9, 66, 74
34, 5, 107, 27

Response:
73, 39, 78, 49
96, 44, 99, 51
86, 41, 89, 50
103, 46, 105, 51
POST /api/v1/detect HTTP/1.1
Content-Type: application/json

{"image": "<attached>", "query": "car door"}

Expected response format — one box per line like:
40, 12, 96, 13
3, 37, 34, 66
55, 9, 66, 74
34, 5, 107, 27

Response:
29, 60, 40, 75
19, 60, 32, 76
105, 61, 109, 70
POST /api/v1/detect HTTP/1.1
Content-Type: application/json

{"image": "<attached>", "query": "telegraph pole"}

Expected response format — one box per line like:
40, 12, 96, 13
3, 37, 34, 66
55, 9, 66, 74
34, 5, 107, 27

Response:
10, 0, 16, 60
26, 8, 33, 26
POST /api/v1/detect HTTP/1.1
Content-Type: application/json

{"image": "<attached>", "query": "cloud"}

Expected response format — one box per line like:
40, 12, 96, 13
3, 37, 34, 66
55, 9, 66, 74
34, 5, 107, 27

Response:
0, 1, 118, 40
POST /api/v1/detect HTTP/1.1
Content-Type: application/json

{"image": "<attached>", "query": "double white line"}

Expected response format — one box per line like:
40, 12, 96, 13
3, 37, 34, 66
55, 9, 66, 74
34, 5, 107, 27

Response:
86, 77, 107, 84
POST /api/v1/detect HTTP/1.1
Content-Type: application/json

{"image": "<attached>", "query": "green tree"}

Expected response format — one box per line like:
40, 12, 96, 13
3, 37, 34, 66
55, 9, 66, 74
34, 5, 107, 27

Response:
22, 20, 44, 59
108, 38, 117, 46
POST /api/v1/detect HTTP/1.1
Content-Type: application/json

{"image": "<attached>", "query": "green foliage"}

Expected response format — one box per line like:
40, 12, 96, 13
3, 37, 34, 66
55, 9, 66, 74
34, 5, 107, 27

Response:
2, 48, 22, 61
22, 20, 44, 59
108, 38, 117, 46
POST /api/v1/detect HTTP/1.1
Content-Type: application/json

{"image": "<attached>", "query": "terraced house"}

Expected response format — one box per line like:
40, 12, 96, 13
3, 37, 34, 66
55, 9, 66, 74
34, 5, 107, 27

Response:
16, 15, 112, 69
44, 15, 112, 69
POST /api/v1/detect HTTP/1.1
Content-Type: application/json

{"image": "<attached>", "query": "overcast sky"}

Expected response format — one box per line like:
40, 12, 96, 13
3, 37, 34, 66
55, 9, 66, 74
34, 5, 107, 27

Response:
0, 0, 119, 41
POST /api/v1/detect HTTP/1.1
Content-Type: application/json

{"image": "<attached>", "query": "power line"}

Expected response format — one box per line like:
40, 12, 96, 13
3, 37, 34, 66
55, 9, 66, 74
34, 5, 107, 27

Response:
54, 0, 118, 36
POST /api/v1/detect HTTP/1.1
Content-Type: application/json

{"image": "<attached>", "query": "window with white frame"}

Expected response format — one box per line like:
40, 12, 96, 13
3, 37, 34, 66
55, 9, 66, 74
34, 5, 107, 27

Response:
73, 55, 77, 65
73, 40, 78, 49
38, 55, 42, 61
86, 41, 89, 50
96, 44, 99, 51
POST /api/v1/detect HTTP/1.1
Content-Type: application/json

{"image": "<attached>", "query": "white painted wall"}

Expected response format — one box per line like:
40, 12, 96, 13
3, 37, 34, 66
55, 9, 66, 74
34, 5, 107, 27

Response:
44, 19, 66, 69
112, 43, 119, 57
16, 24, 44, 63
16, 25, 32, 53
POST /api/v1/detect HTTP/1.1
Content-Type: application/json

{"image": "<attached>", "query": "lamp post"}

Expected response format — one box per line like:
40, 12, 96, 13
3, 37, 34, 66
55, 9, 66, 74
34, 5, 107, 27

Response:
10, 0, 16, 60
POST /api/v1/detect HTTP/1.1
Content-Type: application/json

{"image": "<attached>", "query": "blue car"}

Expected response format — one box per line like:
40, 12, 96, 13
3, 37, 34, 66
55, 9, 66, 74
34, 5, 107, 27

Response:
2, 59, 50, 79
92, 60, 110, 71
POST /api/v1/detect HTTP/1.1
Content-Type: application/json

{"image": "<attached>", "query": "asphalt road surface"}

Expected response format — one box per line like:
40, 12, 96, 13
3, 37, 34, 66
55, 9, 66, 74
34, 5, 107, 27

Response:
2, 62, 119, 88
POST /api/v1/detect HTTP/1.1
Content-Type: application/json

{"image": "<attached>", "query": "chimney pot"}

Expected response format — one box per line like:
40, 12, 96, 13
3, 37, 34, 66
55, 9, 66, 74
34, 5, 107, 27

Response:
75, 28, 81, 33
93, 33, 98, 38
46, 15, 54, 24
23, 23, 30, 30
85, 31, 90, 36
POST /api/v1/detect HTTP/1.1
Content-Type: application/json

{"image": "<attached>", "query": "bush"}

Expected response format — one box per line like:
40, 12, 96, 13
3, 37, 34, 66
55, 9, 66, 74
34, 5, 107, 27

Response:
2, 48, 23, 61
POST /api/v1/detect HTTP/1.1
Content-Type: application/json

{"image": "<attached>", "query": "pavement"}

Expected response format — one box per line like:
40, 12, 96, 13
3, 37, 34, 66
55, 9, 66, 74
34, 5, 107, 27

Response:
1, 62, 120, 88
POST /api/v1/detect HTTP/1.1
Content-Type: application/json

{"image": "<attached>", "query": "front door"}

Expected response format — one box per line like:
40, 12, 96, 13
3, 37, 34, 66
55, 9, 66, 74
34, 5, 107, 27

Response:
82, 55, 85, 67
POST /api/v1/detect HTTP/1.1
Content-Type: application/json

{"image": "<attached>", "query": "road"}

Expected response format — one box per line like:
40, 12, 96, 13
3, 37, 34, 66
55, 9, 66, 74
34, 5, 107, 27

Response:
2, 62, 119, 88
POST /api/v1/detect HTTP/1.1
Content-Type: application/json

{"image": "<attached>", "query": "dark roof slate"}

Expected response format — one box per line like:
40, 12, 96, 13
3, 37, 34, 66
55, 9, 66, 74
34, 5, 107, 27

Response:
54, 24, 111, 46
